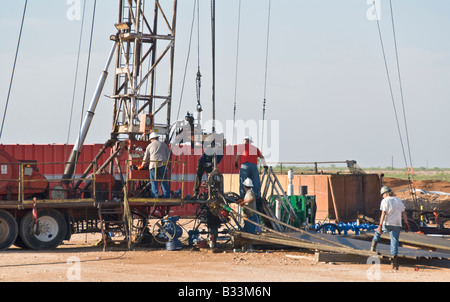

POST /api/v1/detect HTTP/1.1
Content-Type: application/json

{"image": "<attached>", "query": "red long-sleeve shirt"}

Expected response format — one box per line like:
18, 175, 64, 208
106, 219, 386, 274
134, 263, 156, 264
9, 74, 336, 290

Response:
236, 143, 262, 165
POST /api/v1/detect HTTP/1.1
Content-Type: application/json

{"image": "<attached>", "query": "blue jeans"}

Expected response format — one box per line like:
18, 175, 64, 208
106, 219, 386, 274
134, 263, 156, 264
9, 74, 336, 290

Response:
243, 214, 262, 234
150, 166, 170, 198
239, 162, 261, 198
372, 225, 402, 256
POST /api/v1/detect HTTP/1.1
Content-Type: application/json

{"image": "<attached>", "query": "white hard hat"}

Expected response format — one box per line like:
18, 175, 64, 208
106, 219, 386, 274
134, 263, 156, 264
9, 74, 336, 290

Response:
243, 178, 253, 187
244, 136, 253, 143
149, 132, 159, 139
380, 185, 391, 195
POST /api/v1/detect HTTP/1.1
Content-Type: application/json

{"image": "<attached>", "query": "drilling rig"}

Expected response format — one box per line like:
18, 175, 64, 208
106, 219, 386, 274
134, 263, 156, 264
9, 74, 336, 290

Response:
0, 0, 238, 251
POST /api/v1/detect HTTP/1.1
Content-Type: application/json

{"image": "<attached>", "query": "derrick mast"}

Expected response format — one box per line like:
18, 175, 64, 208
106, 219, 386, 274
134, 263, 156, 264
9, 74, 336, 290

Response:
62, 0, 178, 184
111, 0, 177, 142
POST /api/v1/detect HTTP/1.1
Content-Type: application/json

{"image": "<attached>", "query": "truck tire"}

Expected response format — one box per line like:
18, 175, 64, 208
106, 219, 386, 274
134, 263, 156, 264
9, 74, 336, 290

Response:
19, 209, 67, 250
0, 210, 18, 250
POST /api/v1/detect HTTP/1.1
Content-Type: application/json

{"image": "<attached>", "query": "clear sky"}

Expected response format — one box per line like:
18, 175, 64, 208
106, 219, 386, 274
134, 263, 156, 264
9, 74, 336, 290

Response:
1, 0, 449, 168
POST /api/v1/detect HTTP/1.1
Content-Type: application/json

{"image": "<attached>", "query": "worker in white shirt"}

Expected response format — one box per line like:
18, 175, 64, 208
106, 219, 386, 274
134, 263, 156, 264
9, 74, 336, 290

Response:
138, 132, 170, 198
371, 185, 410, 270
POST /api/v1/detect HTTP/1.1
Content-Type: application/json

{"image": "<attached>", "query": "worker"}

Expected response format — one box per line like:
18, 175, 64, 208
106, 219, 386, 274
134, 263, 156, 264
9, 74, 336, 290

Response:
238, 178, 262, 234
234, 136, 268, 199
370, 185, 410, 270
138, 132, 170, 198
192, 140, 225, 199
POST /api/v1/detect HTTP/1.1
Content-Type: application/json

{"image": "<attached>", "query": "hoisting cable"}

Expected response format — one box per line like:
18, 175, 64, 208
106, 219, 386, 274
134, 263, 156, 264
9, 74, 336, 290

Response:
168, 0, 201, 188
232, 0, 242, 128
261, 0, 272, 158
196, 0, 203, 115
65, 0, 87, 160
78, 0, 97, 133
210, 0, 218, 170
175, 0, 199, 120
210, 0, 216, 134
373, 2, 408, 168
69, 0, 96, 179
0, 0, 28, 140
389, 0, 413, 169
373, 1, 418, 207
388, 0, 418, 206
229, 0, 242, 190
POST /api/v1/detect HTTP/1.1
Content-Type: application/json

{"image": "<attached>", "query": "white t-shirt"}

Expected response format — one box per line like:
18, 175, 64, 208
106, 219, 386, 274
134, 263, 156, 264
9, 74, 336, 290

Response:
243, 188, 256, 218
380, 196, 405, 227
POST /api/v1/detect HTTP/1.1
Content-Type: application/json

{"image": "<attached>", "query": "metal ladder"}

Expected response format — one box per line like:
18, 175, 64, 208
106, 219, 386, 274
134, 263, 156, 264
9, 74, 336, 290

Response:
97, 201, 129, 251
260, 167, 299, 231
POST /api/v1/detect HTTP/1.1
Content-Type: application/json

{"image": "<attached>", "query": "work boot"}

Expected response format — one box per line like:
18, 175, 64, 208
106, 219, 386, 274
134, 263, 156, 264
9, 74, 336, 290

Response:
370, 240, 377, 252
391, 256, 399, 270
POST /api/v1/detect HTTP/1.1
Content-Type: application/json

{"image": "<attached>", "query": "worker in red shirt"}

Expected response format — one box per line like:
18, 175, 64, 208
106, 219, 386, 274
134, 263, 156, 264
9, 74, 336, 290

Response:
234, 136, 268, 199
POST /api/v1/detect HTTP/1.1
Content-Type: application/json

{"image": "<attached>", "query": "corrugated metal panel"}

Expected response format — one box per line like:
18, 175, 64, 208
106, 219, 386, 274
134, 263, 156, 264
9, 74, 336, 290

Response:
0, 144, 241, 217
0, 144, 113, 177
1, 143, 239, 175
1, 144, 381, 220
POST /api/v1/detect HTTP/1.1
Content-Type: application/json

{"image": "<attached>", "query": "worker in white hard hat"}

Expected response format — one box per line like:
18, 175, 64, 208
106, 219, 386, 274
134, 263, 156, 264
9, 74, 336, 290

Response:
238, 178, 262, 234
138, 132, 171, 198
234, 136, 268, 200
370, 185, 410, 270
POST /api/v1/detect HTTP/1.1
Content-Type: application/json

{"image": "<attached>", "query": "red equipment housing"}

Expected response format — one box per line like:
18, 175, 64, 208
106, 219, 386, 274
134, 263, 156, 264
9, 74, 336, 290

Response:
0, 149, 48, 199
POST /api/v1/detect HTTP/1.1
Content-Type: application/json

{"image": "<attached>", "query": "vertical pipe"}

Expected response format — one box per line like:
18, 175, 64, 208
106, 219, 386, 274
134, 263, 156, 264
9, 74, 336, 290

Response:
210, 0, 216, 134
287, 169, 294, 196
166, 0, 178, 140
111, 0, 123, 139
210, 0, 217, 169
275, 198, 281, 220
149, 1, 159, 114
63, 42, 117, 180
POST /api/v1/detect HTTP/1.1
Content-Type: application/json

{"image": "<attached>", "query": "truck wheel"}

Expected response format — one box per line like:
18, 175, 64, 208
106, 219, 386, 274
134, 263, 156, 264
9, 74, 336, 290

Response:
0, 210, 18, 250
19, 209, 67, 250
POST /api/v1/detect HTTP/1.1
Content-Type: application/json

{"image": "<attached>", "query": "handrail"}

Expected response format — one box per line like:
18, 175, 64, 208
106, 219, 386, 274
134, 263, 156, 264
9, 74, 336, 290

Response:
0, 161, 99, 203
125, 159, 186, 198
266, 160, 358, 174
0, 158, 187, 203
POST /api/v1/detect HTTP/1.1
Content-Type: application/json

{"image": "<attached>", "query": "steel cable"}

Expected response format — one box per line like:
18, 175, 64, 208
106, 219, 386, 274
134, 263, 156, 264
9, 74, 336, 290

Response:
261, 0, 271, 156
389, 0, 414, 169
65, 0, 87, 161
373, 1, 408, 168
373, 1, 418, 206
0, 0, 28, 140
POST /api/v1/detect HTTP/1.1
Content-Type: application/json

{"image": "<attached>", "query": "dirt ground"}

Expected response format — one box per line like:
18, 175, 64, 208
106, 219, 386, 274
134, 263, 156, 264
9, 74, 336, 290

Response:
1, 177, 450, 284
1, 231, 449, 283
